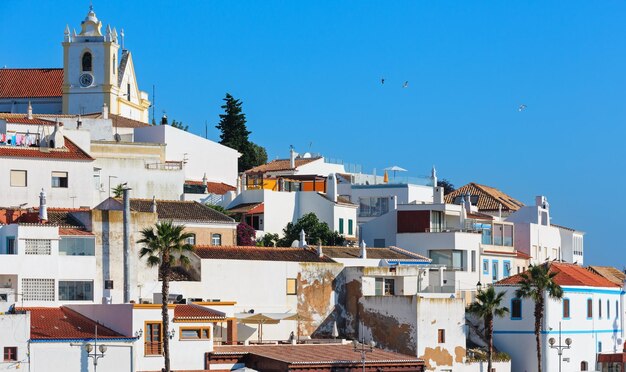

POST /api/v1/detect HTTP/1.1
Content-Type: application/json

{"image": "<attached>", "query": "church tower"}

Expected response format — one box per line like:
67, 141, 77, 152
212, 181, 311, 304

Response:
62, 6, 150, 122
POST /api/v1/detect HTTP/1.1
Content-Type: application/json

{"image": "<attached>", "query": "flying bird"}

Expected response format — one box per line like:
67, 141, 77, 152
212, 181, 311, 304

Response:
381, 78, 385, 85
403, 81, 409, 88
518, 104, 527, 112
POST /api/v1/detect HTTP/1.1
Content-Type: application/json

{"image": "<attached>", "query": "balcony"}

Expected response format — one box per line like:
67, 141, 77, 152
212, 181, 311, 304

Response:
144, 341, 162, 356
145, 161, 183, 171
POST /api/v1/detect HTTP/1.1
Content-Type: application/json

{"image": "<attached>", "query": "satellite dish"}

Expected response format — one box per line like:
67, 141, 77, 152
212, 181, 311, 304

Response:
302, 152, 312, 158
291, 240, 300, 248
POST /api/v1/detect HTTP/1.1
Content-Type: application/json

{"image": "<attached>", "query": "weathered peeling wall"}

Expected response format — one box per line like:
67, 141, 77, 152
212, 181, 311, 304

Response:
297, 262, 344, 337
361, 295, 419, 356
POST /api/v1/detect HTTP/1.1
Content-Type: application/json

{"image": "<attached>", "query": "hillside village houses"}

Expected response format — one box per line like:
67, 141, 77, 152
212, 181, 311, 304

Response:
0, 5, 622, 372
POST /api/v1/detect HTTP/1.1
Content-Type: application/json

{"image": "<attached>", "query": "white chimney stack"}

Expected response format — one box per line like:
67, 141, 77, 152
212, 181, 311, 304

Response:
431, 165, 437, 188
151, 195, 157, 213
360, 240, 367, 259
464, 191, 472, 212
289, 146, 296, 169
390, 195, 397, 210
27, 101, 33, 120
299, 229, 307, 248
102, 103, 109, 120
38, 188, 48, 222
433, 187, 444, 204
327, 173, 337, 202
317, 241, 323, 258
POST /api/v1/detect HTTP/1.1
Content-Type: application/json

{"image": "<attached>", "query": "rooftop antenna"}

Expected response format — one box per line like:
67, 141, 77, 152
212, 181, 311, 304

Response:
205, 120, 208, 139
120, 28, 125, 50
152, 84, 155, 125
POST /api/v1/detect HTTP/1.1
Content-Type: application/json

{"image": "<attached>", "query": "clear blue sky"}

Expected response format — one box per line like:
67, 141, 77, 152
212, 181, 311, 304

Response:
2, 1, 625, 267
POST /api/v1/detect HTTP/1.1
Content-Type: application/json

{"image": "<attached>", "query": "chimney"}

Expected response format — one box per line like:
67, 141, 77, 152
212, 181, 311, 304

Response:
433, 187, 444, 204
464, 191, 472, 211
151, 195, 157, 213
289, 146, 296, 169
536, 195, 549, 209
202, 172, 208, 185
431, 165, 437, 188
38, 188, 48, 223
360, 240, 367, 259
161, 114, 168, 125
327, 173, 337, 202
102, 103, 109, 120
299, 229, 307, 248
317, 241, 323, 258
27, 101, 33, 120
122, 187, 132, 303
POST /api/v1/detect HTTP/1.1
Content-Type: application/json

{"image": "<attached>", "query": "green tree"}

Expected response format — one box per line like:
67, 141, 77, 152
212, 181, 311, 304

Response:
170, 119, 188, 131
112, 183, 125, 198
215, 93, 267, 172
437, 179, 455, 194
259, 233, 280, 247
278, 213, 344, 247
468, 286, 509, 372
137, 221, 195, 372
515, 264, 563, 372
205, 204, 228, 214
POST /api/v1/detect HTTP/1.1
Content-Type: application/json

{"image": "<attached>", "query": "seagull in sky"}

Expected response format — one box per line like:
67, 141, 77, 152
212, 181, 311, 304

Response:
381, 78, 385, 85
403, 81, 409, 88
518, 104, 527, 112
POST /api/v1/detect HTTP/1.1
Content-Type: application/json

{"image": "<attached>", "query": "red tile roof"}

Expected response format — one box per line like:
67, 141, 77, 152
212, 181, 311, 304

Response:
246, 203, 264, 214
58, 228, 93, 236
0, 114, 56, 125
320, 246, 430, 261
184, 180, 236, 195
173, 304, 226, 321
22, 307, 130, 340
587, 266, 626, 286
212, 344, 423, 366
445, 183, 524, 212
194, 245, 337, 263
0, 137, 93, 161
496, 262, 620, 288
83, 113, 149, 128
245, 157, 321, 174
0, 68, 63, 98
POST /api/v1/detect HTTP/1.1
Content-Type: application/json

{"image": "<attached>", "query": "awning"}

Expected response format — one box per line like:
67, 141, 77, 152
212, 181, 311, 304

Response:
227, 203, 262, 214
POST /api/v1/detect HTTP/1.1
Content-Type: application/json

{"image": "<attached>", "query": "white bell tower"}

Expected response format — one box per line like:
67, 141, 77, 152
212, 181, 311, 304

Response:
62, 6, 120, 116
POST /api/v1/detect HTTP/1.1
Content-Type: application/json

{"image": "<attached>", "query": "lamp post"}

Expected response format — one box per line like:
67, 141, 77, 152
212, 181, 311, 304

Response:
84, 326, 107, 372
353, 339, 375, 372
548, 322, 572, 372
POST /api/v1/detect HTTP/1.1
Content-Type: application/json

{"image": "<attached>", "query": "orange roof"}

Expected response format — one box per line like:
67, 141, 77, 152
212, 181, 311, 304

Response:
587, 266, 626, 286
0, 114, 56, 125
185, 180, 236, 195
445, 182, 524, 212
194, 245, 336, 263
496, 262, 620, 288
173, 304, 226, 321
247, 203, 264, 214
22, 307, 130, 340
0, 137, 93, 161
58, 228, 93, 236
0, 68, 63, 98
245, 157, 321, 174
83, 113, 149, 128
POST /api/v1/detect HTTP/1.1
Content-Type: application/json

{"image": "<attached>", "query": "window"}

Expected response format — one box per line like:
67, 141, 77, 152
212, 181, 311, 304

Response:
471, 251, 476, 272
180, 327, 212, 340
587, 298, 593, 318
384, 278, 395, 295
580, 361, 588, 371
25, 239, 51, 255
82, 52, 92, 71
563, 298, 570, 319
185, 234, 196, 245
339, 218, 344, 234
617, 301, 619, 320
599, 299, 602, 319
51, 171, 68, 188
429, 250, 466, 271
511, 298, 522, 319
3, 347, 17, 362
348, 219, 353, 235
607, 299, 610, 319
437, 329, 445, 343
483, 259, 489, 275
211, 234, 221, 246
2, 237, 16, 255
286, 278, 297, 295
22, 278, 55, 301
104, 280, 114, 290
127, 83, 131, 101
358, 197, 390, 217
245, 215, 261, 230
58, 281, 93, 301
145, 322, 162, 356
10, 170, 27, 187
492, 260, 499, 281
59, 237, 95, 256
598, 341, 603, 352
503, 260, 511, 277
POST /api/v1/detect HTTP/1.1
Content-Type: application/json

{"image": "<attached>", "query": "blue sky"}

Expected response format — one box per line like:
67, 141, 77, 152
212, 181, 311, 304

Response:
2, 1, 625, 266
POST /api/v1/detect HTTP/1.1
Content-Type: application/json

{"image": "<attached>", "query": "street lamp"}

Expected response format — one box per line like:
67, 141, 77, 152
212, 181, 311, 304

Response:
353, 339, 376, 372
85, 326, 107, 372
476, 281, 482, 291
548, 322, 572, 372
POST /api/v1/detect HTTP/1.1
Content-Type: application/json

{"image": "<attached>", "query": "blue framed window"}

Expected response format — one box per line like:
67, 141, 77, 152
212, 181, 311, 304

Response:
511, 298, 522, 320
339, 218, 344, 234
587, 298, 593, 319
2, 237, 16, 255
348, 219, 353, 235
492, 260, 499, 281
598, 299, 602, 319
562, 298, 570, 319
503, 260, 511, 277
598, 341, 602, 353
482, 259, 489, 275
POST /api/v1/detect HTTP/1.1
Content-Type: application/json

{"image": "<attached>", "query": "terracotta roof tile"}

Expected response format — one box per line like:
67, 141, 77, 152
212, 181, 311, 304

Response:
587, 266, 626, 286
21, 307, 130, 340
83, 113, 149, 128
227, 202, 262, 214
212, 344, 423, 366
194, 245, 337, 263
245, 157, 321, 174
496, 262, 620, 288
184, 180, 236, 195
0, 114, 56, 125
0, 68, 63, 98
0, 137, 93, 161
173, 304, 226, 321
445, 183, 524, 212
102, 198, 234, 223
58, 228, 93, 236
321, 246, 430, 261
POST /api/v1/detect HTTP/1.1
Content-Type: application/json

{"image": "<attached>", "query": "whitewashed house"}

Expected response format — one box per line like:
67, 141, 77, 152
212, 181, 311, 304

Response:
493, 262, 624, 372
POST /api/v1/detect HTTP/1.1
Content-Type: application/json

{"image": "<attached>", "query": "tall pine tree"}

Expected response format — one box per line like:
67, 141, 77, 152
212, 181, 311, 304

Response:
216, 93, 266, 172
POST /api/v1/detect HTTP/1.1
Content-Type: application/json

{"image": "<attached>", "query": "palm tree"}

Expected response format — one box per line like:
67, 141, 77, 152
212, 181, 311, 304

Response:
468, 286, 509, 372
515, 263, 563, 372
112, 183, 125, 198
138, 221, 194, 372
